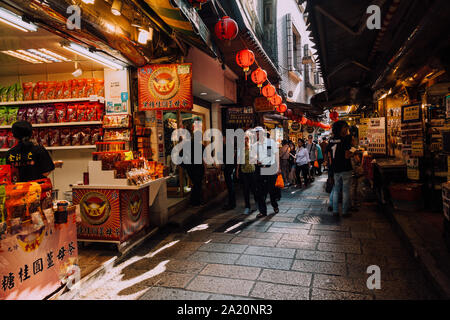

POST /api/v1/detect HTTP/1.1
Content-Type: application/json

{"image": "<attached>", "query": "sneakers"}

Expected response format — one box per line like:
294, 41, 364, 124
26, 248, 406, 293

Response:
256, 212, 267, 218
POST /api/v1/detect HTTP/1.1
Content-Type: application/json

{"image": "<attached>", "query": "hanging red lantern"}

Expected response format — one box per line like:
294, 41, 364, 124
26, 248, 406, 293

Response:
251, 68, 267, 93
300, 116, 307, 125
277, 104, 287, 113
330, 111, 339, 122
236, 49, 255, 80
286, 108, 293, 117
214, 16, 238, 41
269, 94, 282, 106
262, 84, 276, 99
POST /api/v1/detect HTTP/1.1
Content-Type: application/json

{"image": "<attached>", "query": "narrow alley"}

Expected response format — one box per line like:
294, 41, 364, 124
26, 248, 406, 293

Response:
65, 177, 438, 300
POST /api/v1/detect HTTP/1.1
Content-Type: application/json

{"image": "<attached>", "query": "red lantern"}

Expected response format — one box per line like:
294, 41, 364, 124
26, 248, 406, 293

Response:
300, 116, 307, 125
251, 68, 267, 93
277, 104, 287, 113
269, 94, 282, 106
286, 108, 293, 117
262, 84, 276, 99
330, 111, 339, 122
214, 16, 238, 41
236, 49, 255, 79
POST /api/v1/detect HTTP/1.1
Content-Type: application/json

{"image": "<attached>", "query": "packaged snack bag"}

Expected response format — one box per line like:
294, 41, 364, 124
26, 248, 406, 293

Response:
45, 81, 56, 100
60, 128, 71, 146
81, 127, 91, 145
96, 102, 104, 121
63, 80, 71, 99
91, 127, 102, 143
23, 82, 34, 101
78, 79, 87, 98
39, 128, 49, 147
17, 107, 27, 121
45, 105, 56, 123
77, 103, 87, 121
36, 106, 46, 123
86, 78, 95, 97
32, 128, 39, 145
0, 107, 8, 125
55, 81, 63, 99
55, 103, 66, 122
6, 107, 18, 125
0, 130, 8, 148
48, 128, 60, 146
67, 104, 77, 122
36, 81, 47, 100
15, 83, 24, 101
7, 85, 16, 102
71, 128, 81, 145
94, 79, 105, 97
26, 107, 37, 124
0, 87, 7, 102
7, 131, 17, 148
86, 103, 97, 121
71, 79, 78, 98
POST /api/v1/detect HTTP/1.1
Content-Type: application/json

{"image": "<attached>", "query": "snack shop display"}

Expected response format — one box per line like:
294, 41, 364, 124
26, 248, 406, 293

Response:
103, 114, 131, 128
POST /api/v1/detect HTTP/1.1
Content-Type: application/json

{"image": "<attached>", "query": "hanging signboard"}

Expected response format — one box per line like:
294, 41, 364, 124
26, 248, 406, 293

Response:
138, 64, 193, 111
401, 104, 422, 123
254, 97, 275, 112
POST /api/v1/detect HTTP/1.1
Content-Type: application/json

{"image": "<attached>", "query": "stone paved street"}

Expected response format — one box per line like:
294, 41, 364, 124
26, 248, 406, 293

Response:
69, 176, 438, 300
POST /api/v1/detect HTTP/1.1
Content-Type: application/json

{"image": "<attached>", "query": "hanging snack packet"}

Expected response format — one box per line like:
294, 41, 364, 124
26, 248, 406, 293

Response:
55, 81, 63, 99
71, 79, 78, 99
17, 107, 27, 121
22, 82, 34, 101
86, 103, 97, 121
15, 83, 24, 101
36, 81, 47, 100
55, 103, 66, 122
63, 80, 71, 99
45, 81, 56, 100
7, 85, 16, 102
48, 128, 60, 146
86, 78, 95, 97
60, 128, 71, 146
6, 107, 18, 125
26, 107, 37, 124
36, 106, 46, 123
0, 107, 8, 125
67, 104, 77, 122
45, 105, 56, 123
0, 87, 7, 102
78, 79, 87, 98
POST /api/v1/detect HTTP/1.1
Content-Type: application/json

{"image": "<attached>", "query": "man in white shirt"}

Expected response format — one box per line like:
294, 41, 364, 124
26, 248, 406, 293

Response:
295, 139, 310, 187
250, 127, 280, 218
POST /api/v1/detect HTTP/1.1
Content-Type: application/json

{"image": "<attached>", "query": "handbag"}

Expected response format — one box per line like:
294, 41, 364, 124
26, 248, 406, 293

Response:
275, 173, 284, 188
314, 161, 319, 168
325, 176, 334, 193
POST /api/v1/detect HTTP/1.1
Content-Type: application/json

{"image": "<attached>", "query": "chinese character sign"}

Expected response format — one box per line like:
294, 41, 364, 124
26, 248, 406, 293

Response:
138, 64, 193, 111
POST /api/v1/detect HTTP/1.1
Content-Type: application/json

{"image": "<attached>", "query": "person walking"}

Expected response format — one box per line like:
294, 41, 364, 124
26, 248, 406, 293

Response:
237, 135, 257, 214
320, 137, 329, 171
328, 120, 355, 217
288, 140, 297, 186
315, 140, 324, 175
295, 139, 310, 188
221, 136, 236, 210
251, 127, 279, 218
279, 140, 291, 186
306, 135, 318, 182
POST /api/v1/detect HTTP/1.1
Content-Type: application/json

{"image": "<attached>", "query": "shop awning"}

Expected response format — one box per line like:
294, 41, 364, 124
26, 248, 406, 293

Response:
142, 0, 219, 58
305, 0, 449, 108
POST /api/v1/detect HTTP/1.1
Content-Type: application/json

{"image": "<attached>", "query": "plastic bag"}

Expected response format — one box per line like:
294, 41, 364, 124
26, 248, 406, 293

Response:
275, 173, 284, 188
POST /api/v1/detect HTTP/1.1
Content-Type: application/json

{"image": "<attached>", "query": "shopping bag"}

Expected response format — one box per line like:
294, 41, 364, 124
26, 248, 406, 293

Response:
325, 176, 334, 193
314, 161, 319, 168
275, 174, 284, 188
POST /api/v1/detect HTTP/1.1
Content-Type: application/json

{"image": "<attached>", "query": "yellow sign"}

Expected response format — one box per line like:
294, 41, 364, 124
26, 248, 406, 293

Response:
254, 97, 275, 113
402, 104, 421, 122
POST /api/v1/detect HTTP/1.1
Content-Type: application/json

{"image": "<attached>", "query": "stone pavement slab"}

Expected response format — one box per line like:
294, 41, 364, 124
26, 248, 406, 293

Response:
186, 275, 255, 296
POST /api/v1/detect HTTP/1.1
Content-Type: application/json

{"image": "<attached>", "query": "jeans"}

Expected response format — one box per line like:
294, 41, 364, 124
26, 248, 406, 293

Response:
255, 167, 278, 214
333, 171, 352, 214
241, 171, 257, 209
295, 164, 309, 186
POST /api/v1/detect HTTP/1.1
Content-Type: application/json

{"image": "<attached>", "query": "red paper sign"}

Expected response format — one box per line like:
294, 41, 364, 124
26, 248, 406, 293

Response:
138, 64, 193, 111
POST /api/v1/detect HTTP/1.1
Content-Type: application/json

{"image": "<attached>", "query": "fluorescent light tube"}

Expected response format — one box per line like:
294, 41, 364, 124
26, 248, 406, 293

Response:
62, 42, 125, 70
0, 7, 37, 32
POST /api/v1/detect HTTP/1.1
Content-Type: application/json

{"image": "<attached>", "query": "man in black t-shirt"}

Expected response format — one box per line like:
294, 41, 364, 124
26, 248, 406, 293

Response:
327, 120, 355, 217
6, 121, 55, 182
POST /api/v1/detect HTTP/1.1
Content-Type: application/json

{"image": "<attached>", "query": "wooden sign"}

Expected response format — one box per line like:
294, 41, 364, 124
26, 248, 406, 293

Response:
254, 97, 275, 113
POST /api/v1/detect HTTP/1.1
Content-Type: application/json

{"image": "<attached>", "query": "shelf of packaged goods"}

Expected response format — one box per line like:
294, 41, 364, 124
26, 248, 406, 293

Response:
0, 121, 102, 129
0, 97, 105, 106
0, 145, 96, 152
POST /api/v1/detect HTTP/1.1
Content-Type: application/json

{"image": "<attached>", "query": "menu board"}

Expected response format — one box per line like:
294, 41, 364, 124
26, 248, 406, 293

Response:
401, 104, 422, 123
367, 117, 386, 154
225, 107, 254, 129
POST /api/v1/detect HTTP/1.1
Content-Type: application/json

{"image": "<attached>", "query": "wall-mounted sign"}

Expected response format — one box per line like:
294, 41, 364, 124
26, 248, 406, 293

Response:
401, 104, 422, 123
407, 157, 420, 181
254, 97, 275, 113
290, 122, 300, 132
138, 64, 193, 111
105, 69, 130, 114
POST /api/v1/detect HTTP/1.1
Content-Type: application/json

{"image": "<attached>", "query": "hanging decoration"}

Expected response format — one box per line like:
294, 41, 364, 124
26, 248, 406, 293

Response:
214, 16, 238, 41
269, 94, 282, 107
330, 110, 339, 122
251, 68, 267, 93
276, 104, 287, 113
262, 84, 276, 99
236, 49, 255, 80
300, 116, 307, 125
188, 0, 209, 9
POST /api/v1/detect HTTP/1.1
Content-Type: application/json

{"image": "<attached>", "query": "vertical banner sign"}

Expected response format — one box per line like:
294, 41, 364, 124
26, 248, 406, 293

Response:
138, 64, 193, 111
105, 69, 130, 114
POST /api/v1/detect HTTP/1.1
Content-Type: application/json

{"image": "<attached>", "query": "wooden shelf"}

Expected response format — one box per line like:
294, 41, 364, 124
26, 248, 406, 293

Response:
0, 145, 96, 152
0, 97, 105, 106
0, 121, 102, 129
